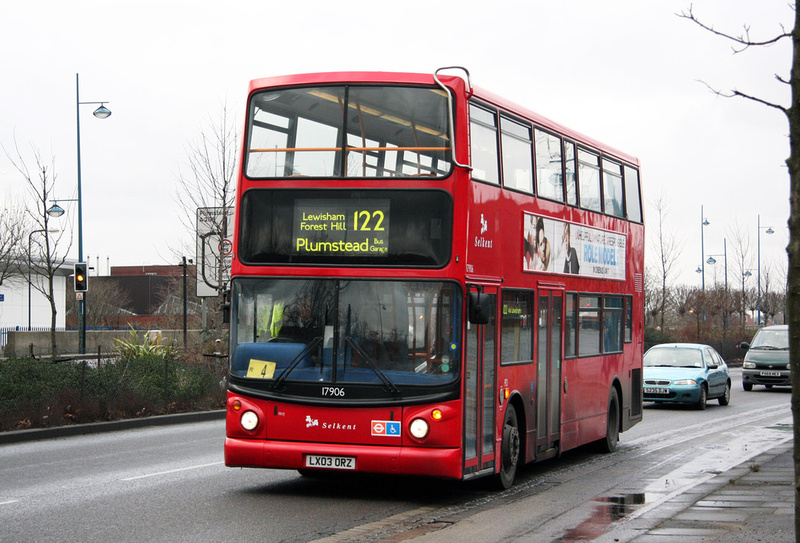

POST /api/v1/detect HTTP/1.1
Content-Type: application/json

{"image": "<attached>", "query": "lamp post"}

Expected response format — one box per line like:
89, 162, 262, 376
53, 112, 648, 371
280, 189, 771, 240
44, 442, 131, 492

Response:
48, 74, 111, 354
757, 215, 774, 326
707, 239, 728, 329
180, 257, 194, 347
700, 206, 710, 291
706, 239, 728, 292
741, 269, 755, 327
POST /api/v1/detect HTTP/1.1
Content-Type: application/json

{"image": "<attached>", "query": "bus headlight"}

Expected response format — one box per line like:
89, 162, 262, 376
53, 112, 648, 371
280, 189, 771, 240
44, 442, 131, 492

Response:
241, 410, 259, 431
409, 418, 429, 439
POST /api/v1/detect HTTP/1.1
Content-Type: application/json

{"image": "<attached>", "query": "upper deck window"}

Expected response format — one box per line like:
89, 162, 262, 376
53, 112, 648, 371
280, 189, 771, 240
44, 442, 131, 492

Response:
246, 85, 451, 179
535, 128, 564, 202
602, 159, 624, 218
624, 166, 642, 223
500, 117, 533, 193
578, 150, 602, 213
469, 104, 500, 184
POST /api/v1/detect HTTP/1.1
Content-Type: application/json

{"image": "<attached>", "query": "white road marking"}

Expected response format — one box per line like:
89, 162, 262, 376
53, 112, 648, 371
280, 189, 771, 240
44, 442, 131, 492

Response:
0, 499, 20, 506
121, 461, 224, 481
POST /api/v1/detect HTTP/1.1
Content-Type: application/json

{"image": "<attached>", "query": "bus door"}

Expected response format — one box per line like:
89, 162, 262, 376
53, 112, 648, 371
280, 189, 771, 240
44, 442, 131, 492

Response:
536, 289, 563, 454
464, 285, 497, 477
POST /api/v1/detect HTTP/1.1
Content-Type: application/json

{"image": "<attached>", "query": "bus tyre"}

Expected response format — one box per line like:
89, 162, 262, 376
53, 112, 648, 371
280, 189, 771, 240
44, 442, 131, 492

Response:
597, 388, 619, 453
495, 404, 520, 490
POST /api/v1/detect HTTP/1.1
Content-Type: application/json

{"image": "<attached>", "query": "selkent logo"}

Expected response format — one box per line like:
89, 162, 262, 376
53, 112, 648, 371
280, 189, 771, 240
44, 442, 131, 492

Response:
371, 420, 401, 437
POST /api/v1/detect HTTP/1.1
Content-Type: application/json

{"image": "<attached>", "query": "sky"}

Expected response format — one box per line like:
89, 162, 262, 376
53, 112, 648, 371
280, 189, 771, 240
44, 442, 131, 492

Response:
0, 0, 792, 289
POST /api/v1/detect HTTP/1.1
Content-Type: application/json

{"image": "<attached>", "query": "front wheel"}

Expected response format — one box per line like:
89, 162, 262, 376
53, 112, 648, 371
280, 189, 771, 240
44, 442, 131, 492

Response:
494, 404, 520, 490
696, 385, 707, 410
743, 382, 753, 392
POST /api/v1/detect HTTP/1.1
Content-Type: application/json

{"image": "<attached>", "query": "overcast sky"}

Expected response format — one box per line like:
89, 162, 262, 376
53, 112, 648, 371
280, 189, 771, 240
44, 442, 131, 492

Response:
0, 0, 791, 289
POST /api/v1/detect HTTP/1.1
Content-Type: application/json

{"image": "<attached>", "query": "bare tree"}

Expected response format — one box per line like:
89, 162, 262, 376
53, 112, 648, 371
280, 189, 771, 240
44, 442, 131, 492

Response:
66, 277, 134, 330
173, 101, 238, 342
4, 141, 73, 355
0, 197, 29, 287
173, 101, 238, 291
679, 4, 799, 537
648, 191, 681, 333
728, 221, 754, 327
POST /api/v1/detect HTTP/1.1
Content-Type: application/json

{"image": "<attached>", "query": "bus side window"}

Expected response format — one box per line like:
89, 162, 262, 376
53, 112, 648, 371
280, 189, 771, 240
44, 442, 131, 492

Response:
469, 103, 500, 184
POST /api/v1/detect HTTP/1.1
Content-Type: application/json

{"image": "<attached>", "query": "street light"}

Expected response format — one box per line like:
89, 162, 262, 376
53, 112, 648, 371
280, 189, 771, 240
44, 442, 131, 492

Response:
700, 206, 710, 291
707, 240, 728, 329
706, 239, 728, 293
27, 228, 59, 330
51, 73, 111, 354
757, 215, 775, 326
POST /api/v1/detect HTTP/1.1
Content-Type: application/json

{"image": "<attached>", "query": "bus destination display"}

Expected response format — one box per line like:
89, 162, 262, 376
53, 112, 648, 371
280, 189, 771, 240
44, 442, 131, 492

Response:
293, 199, 391, 257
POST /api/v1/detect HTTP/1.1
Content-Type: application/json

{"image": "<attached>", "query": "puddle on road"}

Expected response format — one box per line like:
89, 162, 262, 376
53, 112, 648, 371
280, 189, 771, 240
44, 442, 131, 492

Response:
555, 493, 646, 542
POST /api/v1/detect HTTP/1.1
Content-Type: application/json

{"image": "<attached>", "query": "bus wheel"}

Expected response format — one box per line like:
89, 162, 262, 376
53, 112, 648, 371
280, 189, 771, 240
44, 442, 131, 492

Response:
597, 388, 619, 453
495, 404, 520, 490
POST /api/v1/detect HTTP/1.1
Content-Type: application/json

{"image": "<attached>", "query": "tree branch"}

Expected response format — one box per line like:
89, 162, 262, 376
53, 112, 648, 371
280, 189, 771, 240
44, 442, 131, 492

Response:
678, 4, 792, 53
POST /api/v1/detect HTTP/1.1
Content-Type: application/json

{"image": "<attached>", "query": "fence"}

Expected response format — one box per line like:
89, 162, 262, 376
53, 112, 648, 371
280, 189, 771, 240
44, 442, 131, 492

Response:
0, 352, 227, 432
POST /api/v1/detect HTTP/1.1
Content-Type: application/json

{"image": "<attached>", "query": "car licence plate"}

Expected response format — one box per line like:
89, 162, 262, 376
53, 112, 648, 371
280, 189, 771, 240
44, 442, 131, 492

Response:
644, 387, 669, 395
760, 371, 782, 377
305, 455, 356, 470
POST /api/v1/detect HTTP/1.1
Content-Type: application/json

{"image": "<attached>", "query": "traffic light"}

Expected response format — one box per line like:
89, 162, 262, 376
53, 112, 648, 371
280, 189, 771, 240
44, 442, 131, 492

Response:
74, 262, 88, 292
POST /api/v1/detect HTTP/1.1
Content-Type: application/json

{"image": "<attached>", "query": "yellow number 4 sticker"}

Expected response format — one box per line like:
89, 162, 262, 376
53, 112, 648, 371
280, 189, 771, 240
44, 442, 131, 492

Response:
247, 359, 277, 379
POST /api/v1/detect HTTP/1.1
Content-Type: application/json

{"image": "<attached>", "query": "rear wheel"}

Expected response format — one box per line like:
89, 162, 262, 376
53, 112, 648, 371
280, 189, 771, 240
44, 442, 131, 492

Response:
718, 381, 731, 406
494, 404, 520, 490
597, 388, 620, 453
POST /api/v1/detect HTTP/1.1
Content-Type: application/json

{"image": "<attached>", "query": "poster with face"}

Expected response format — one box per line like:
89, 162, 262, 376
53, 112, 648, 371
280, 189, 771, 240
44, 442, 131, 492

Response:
523, 213, 626, 281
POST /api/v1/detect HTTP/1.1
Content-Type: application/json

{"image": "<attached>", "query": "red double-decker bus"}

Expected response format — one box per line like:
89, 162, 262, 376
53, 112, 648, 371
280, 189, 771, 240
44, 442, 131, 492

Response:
224, 67, 644, 488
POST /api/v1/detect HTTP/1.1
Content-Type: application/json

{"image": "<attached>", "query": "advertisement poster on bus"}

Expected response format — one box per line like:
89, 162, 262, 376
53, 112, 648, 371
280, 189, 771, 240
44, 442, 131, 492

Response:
523, 213, 626, 281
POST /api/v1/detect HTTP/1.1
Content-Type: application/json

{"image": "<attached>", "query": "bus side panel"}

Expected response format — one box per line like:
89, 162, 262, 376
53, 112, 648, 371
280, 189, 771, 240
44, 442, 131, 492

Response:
560, 356, 622, 449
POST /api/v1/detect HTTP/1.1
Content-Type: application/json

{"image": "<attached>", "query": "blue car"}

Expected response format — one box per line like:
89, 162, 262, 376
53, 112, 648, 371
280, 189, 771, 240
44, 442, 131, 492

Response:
643, 343, 731, 410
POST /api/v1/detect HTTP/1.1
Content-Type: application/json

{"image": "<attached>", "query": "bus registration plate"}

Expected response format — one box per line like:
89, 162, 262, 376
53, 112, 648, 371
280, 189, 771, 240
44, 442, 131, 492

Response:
305, 455, 356, 470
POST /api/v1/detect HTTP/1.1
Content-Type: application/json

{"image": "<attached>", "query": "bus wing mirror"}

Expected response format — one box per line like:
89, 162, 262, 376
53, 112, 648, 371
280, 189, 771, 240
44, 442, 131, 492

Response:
469, 292, 491, 325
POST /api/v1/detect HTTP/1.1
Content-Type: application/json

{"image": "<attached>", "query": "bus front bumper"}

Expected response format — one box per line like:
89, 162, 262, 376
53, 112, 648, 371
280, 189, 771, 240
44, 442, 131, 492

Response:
225, 437, 463, 480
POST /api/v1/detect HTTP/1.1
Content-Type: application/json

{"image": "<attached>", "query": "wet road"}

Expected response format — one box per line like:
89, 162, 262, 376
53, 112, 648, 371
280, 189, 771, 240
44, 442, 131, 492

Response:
0, 368, 791, 542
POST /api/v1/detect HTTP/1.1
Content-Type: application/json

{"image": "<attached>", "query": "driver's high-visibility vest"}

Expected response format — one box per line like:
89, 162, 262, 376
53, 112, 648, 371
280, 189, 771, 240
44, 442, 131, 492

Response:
270, 302, 285, 338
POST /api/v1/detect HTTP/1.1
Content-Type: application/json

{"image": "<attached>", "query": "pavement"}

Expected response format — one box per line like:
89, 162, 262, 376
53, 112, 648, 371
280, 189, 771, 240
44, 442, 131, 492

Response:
0, 409, 226, 445
602, 440, 795, 543
0, 412, 795, 542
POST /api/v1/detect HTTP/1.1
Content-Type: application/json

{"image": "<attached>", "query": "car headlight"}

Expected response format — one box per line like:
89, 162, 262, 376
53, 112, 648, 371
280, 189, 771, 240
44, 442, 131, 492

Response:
743, 362, 756, 369
673, 379, 697, 386
241, 410, 259, 431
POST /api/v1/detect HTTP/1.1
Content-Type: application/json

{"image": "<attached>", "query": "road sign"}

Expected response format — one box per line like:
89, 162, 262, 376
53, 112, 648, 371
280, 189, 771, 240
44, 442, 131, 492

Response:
196, 207, 234, 297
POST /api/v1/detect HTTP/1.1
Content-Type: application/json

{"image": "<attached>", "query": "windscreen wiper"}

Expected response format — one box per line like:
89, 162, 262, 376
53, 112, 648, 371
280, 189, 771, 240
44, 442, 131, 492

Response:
271, 337, 323, 390
345, 336, 400, 395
